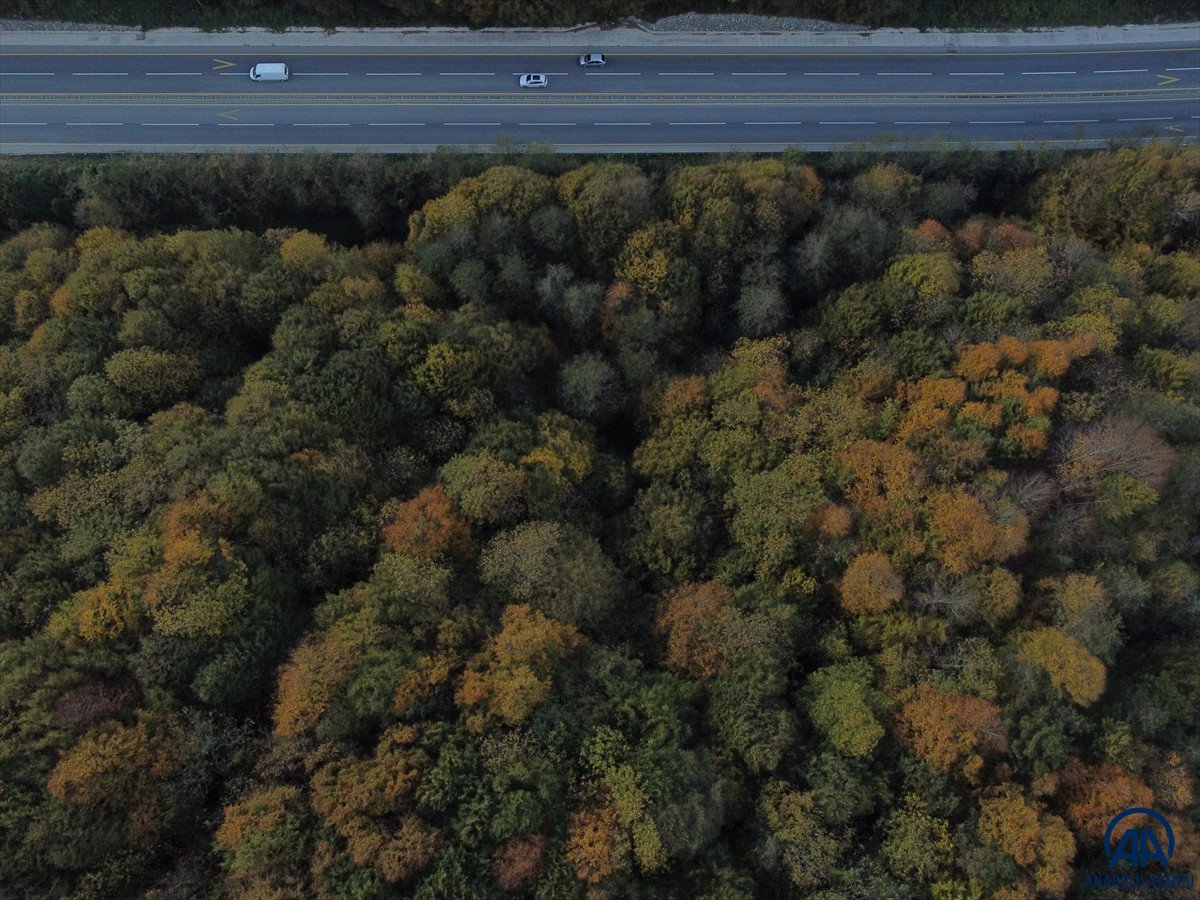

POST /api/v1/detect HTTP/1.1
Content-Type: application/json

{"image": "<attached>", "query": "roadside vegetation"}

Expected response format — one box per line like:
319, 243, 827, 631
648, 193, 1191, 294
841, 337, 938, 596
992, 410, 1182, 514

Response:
1, 142, 1198, 897
0, 0, 1196, 30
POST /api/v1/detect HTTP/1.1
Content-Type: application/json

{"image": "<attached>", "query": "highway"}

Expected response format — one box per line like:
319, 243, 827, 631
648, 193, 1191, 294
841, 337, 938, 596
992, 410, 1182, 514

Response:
1, 43, 1197, 152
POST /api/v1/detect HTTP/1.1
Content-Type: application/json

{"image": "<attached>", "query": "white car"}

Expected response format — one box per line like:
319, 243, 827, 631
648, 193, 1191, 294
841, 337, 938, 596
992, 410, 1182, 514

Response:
579, 53, 607, 67
249, 63, 289, 81
520, 74, 548, 88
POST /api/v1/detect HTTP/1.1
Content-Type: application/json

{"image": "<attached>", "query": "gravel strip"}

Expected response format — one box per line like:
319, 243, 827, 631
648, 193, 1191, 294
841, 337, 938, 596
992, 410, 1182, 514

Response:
630, 13, 866, 32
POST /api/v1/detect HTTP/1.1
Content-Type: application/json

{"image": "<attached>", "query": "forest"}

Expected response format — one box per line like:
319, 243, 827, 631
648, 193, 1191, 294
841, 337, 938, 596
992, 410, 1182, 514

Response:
0, 142, 1198, 899
2, 0, 1196, 31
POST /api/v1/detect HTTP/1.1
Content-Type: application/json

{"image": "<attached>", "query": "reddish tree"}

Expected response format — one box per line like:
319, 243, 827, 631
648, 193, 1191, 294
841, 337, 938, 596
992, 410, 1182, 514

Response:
53, 678, 141, 731
382, 485, 473, 560
1058, 758, 1153, 843
927, 488, 1028, 575
492, 833, 548, 893
654, 580, 737, 678
896, 683, 1006, 782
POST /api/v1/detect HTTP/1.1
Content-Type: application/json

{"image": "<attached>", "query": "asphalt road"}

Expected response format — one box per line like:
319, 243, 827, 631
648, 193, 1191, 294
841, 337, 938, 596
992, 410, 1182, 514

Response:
1, 44, 1197, 152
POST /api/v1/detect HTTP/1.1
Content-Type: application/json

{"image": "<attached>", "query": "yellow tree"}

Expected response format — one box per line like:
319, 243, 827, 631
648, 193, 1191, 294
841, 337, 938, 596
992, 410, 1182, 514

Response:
840, 552, 904, 615
1017, 627, 1106, 706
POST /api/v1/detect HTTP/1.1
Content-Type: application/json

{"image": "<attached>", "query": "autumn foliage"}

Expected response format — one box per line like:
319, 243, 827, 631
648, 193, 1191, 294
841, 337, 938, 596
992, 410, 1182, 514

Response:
1057, 758, 1154, 842
896, 683, 1006, 781
382, 484, 473, 559
654, 580, 737, 677
1017, 627, 1106, 706
492, 833, 548, 893
1, 145, 1196, 898
840, 551, 904, 614
456, 604, 580, 731
567, 804, 619, 884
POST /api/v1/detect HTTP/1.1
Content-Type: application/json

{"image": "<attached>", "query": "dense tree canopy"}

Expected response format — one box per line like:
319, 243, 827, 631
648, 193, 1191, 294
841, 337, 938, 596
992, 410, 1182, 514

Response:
0, 143, 1197, 898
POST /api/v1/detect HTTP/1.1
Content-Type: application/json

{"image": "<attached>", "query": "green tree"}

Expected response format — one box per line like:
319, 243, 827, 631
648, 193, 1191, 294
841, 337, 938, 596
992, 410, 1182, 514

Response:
805, 660, 886, 758
480, 521, 622, 628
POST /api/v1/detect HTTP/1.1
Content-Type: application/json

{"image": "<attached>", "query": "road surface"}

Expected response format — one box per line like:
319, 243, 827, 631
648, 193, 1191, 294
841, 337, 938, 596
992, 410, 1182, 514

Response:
1, 43, 1197, 152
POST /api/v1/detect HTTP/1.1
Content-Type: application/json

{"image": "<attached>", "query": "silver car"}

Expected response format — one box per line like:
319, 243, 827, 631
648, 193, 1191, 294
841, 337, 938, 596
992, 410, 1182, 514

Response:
520, 74, 548, 88
578, 53, 607, 67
